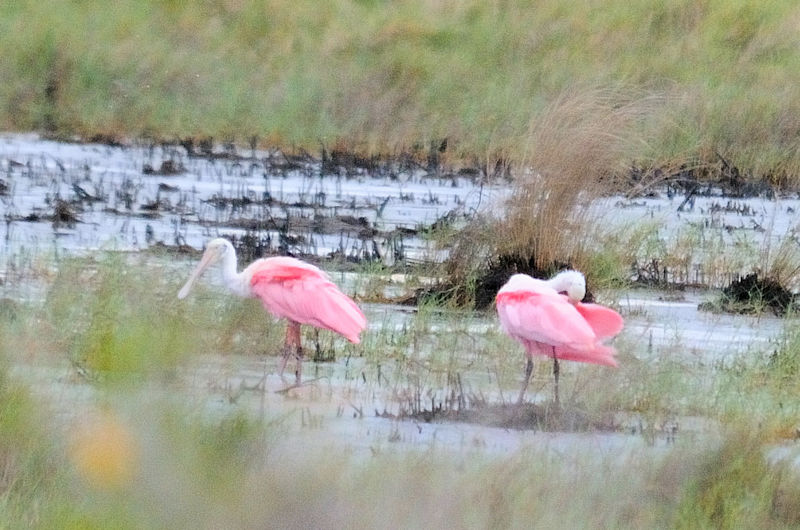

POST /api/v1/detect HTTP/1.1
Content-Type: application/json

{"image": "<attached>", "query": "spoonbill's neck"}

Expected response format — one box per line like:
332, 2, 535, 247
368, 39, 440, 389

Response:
220, 248, 249, 297
546, 275, 567, 291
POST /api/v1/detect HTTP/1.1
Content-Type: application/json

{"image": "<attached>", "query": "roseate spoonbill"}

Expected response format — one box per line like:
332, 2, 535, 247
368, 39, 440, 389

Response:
496, 270, 623, 406
178, 238, 367, 383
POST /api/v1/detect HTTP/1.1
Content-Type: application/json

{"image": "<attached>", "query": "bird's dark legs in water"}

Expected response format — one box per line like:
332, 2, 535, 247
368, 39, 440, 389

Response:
517, 357, 534, 405
279, 321, 304, 384
293, 342, 303, 385
552, 346, 560, 408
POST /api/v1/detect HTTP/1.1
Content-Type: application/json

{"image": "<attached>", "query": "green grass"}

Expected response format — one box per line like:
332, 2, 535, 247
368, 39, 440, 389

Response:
3, 1, 800, 181
1, 256, 799, 527
40, 252, 285, 373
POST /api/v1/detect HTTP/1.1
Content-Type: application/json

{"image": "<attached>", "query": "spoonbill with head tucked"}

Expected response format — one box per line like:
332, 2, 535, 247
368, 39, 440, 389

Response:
178, 238, 367, 383
496, 270, 623, 406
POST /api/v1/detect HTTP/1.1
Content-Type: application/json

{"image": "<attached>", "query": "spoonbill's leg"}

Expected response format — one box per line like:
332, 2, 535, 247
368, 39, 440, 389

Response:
517, 357, 534, 405
279, 321, 301, 381
552, 347, 560, 408
291, 324, 304, 384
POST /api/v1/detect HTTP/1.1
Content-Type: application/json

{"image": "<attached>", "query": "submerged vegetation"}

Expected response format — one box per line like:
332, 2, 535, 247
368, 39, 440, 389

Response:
3, 1, 800, 182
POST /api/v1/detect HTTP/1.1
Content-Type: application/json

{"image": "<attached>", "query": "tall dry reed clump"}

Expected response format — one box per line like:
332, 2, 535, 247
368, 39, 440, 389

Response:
445, 88, 660, 306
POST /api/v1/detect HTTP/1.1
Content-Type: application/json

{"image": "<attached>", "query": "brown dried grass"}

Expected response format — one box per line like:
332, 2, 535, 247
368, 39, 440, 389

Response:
499, 88, 659, 269
448, 89, 656, 282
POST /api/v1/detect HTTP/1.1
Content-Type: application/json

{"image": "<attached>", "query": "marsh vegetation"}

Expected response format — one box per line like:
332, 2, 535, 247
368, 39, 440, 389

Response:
4, 1, 800, 182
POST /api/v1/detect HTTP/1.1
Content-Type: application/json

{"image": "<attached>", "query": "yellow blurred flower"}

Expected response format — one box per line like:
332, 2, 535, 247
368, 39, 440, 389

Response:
69, 410, 139, 490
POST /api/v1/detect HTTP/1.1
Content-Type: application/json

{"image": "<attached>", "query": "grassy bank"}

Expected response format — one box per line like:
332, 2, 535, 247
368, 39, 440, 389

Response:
1, 255, 799, 526
3, 1, 800, 182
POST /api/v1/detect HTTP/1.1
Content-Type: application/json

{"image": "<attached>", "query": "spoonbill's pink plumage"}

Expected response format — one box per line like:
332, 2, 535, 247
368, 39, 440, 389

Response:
178, 239, 366, 383
249, 258, 366, 343
574, 303, 625, 339
496, 271, 623, 405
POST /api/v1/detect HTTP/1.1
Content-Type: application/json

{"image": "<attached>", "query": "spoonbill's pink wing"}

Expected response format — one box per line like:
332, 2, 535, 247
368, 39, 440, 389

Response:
250, 262, 366, 343
496, 291, 597, 351
574, 303, 624, 339
552, 344, 617, 367
520, 333, 617, 367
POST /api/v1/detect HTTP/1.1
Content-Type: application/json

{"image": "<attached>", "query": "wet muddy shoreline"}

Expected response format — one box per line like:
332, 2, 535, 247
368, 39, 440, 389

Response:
4, 134, 798, 268
2, 134, 502, 271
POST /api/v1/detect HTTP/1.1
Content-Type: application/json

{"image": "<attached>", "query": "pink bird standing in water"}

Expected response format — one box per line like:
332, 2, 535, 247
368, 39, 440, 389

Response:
496, 271, 624, 406
178, 238, 367, 383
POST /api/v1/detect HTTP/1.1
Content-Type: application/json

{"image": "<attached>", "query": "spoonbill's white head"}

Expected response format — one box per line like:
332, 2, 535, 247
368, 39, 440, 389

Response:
548, 270, 586, 302
177, 238, 234, 299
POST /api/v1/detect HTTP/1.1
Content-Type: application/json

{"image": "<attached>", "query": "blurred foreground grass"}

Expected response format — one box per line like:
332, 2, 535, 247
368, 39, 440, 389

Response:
3, 1, 800, 182
0, 254, 798, 527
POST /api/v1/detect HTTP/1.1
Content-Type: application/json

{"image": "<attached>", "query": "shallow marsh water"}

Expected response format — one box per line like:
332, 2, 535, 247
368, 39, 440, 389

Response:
599, 191, 800, 288
2, 134, 799, 468
6, 281, 793, 460
0, 133, 496, 263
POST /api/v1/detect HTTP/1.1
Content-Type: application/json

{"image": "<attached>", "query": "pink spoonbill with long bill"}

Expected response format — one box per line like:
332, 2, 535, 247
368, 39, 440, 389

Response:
178, 238, 367, 383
